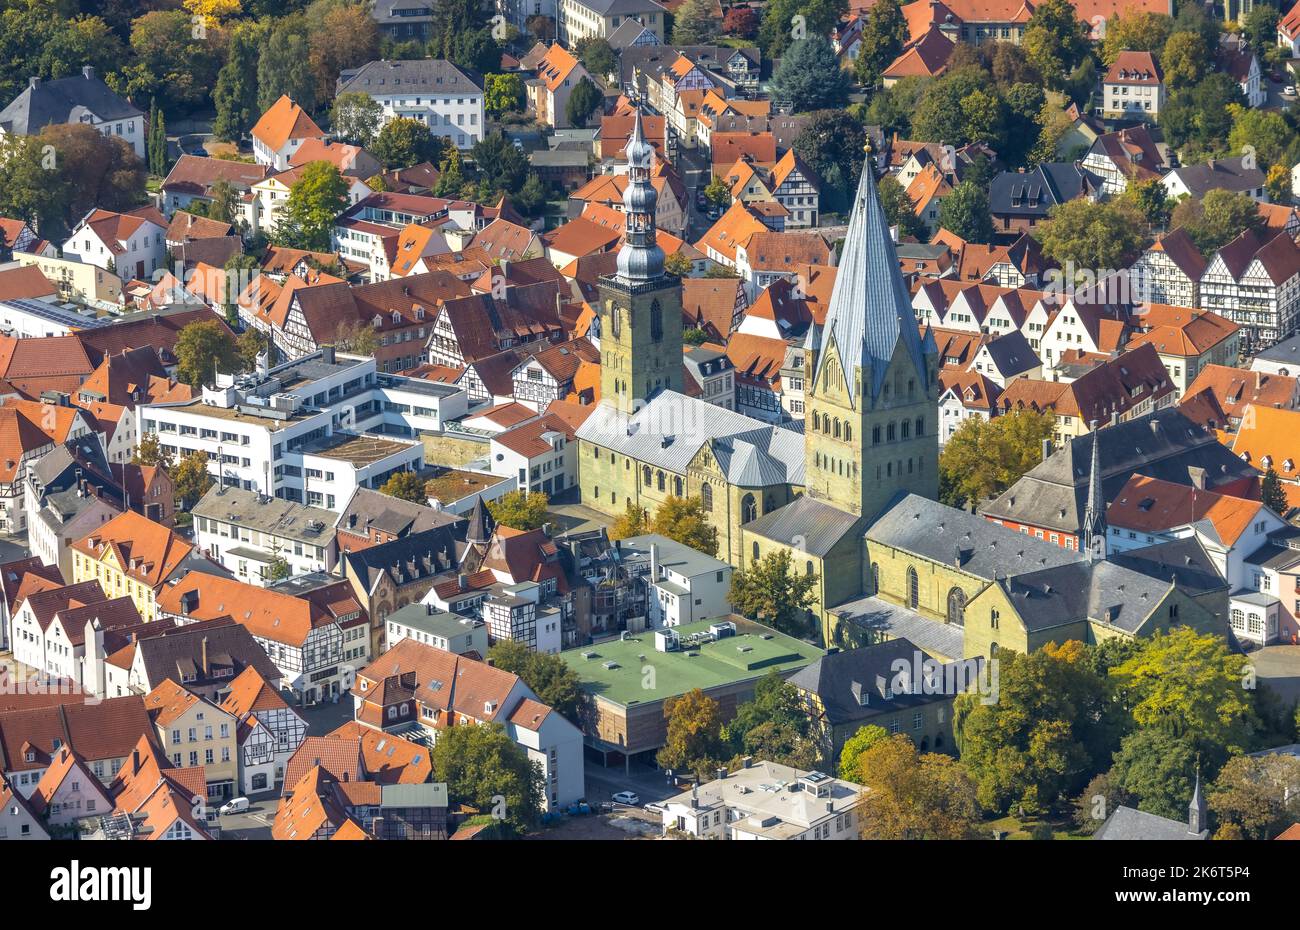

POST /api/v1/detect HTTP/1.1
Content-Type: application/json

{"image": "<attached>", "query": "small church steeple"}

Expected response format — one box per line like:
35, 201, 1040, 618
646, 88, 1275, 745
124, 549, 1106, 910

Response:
1188, 764, 1206, 836
1082, 424, 1106, 561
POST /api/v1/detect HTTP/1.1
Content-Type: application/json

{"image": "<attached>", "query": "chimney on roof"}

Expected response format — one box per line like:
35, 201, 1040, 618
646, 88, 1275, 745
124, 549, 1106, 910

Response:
132, 749, 140, 775
82, 66, 95, 81
28, 76, 38, 89
200, 636, 209, 677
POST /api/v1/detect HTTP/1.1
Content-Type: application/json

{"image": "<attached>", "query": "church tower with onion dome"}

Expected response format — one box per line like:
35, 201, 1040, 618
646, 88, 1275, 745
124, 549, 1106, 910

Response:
596, 107, 683, 416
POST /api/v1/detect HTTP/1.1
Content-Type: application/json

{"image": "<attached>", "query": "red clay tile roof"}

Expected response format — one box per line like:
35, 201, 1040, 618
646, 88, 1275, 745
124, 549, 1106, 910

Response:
251, 95, 325, 152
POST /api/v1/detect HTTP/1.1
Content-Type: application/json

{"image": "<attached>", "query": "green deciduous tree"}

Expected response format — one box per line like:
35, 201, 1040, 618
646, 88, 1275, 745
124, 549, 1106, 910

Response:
372, 117, 444, 170
672, 0, 721, 45
1171, 188, 1267, 256
955, 642, 1124, 814
1098, 12, 1173, 67
487, 639, 588, 724
485, 73, 526, 117
1107, 728, 1199, 822
770, 37, 851, 112
380, 470, 428, 503
721, 670, 818, 769
938, 409, 1054, 510
115, 10, 223, 114
1020, 0, 1090, 88
854, 0, 907, 87
487, 489, 550, 531
214, 25, 262, 142
174, 319, 239, 388
1159, 29, 1208, 90
258, 17, 315, 114
1034, 197, 1148, 272
651, 496, 718, 557
430, 722, 543, 834
565, 76, 602, 129
938, 180, 994, 244
728, 548, 818, 637
1110, 627, 1257, 760
759, 0, 849, 60
173, 449, 215, 506
837, 723, 889, 780
277, 161, 349, 251
575, 37, 616, 78
792, 109, 865, 214
330, 92, 384, 148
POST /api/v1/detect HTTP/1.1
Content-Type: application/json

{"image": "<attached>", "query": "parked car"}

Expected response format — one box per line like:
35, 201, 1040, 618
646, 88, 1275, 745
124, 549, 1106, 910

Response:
611, 790, 640, 805
644, 801, 666, 815
219, 797, 250, 815
1285, 86, 1297, 97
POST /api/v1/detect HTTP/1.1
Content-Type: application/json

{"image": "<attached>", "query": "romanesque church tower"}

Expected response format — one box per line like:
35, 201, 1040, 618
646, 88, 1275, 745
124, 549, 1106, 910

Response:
596, 109, 683, 415
803, 147, 939, 520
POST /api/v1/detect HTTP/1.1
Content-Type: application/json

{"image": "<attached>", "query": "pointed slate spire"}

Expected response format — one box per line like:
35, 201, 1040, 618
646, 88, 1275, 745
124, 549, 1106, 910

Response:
1082, 424, 1106, 561
813, 139, 928, 407
466, 494, 495, 547
1188, 764, 1206, 835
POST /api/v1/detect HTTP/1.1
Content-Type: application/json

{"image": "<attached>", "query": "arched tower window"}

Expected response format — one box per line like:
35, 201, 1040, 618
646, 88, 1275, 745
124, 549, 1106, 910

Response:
946, 587, 966, 626
907, 566, 919, 609
741, 493, 757, 523
650, 300, 663, 341
700, 483, 713, 511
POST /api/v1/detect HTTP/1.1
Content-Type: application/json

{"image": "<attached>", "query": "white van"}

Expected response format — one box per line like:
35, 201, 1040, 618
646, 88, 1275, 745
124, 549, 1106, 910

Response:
219, 797, 250, 815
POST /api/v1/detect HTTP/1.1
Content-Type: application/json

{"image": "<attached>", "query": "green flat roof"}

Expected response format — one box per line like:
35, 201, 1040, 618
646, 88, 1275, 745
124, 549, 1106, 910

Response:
561, 618, 823, 708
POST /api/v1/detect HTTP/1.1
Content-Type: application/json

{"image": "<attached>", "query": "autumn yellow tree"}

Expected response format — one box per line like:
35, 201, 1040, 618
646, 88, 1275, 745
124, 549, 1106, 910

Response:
183, 0, 242, 29
856, 734, 982, 839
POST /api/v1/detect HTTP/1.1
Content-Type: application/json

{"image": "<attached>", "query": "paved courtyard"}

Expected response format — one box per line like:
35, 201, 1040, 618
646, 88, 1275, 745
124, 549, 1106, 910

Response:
1249, 644, 1300, 706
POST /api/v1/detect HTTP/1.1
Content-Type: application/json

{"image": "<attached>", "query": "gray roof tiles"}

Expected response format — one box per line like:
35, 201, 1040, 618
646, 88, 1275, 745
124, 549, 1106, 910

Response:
814, 157, 929, 404
742, 495, 869, 558
574, 390, 805, 487
0, 70, 141, 137
868, 494, 1084, 581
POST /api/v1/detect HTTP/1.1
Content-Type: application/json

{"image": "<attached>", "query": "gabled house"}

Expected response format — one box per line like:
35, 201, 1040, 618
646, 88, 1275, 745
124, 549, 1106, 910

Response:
527, 44, 594, 130
988, 163, 1100, 238
1200, 229, 1300, 349
1129, 228, 1206, 308
1219, 33, 1265, 108
1101, 50, 1165, 121
0, 67, 144, 157
219, 666, 307, 794
143, 678, 239, 801
156, 572, 370, 706
62, 209, 166, 282
352, 638, 583, 810
28, 746, 113, 829
1081, 125, 1166, 195
1162, 155, 1267, 202
251, 95, 326, 170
